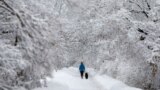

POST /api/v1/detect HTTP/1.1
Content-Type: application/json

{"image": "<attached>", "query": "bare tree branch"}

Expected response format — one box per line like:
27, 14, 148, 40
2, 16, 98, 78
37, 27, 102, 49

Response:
0, 0, 25, 27
129, 0, 143, 10
130, 10, 149, 18
1, 0, 14, 11
0, 5, 13, 13
15, 13, 25, 27
145, 0, 151, 10
0, 0, 25, 46
129, 0, 149, 18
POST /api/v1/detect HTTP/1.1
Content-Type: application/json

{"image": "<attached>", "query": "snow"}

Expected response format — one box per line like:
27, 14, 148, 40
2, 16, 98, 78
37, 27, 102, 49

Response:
1, 0, 160, 89
157, 0, 160, 4
34, 67, 141, 90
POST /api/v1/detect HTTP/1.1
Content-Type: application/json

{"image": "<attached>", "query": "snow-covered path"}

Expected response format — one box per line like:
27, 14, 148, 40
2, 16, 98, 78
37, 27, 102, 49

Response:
34, 67, 142, 90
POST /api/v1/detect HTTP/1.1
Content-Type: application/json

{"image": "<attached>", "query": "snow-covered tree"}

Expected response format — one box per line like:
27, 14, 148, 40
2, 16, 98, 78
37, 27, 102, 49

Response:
0, 0, 160, 90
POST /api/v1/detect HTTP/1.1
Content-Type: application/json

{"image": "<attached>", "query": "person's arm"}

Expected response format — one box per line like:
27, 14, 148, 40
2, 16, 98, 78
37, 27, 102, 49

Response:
79, 65, 81, 71
83, 65, 85, 71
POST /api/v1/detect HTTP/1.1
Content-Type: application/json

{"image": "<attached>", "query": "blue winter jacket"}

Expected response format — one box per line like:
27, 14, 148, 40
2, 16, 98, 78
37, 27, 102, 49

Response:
79, 63, 85, 72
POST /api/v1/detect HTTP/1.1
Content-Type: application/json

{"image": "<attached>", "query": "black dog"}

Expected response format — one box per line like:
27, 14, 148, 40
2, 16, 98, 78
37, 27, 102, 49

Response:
85, 72, 88, 79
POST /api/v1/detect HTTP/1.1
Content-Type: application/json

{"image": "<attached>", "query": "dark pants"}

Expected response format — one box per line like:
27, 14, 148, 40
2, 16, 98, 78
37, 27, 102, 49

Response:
80, 71, 84, 79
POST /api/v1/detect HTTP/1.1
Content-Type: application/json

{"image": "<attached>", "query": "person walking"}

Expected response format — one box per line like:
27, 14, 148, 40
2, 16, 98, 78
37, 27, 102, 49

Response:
79, 62, 85, 79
